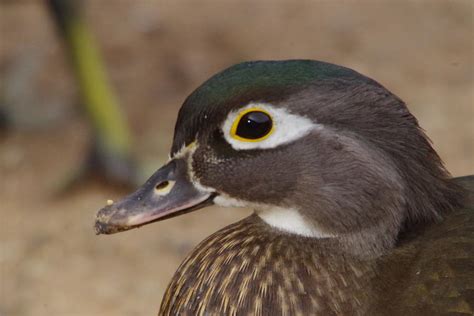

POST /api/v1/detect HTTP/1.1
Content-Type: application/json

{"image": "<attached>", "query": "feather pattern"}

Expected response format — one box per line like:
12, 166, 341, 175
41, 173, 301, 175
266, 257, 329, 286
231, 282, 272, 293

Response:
160, 177, 474, 315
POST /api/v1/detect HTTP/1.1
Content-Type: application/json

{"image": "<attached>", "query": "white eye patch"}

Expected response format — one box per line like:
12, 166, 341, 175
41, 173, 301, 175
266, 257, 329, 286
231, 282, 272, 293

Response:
222, 102, 321, 150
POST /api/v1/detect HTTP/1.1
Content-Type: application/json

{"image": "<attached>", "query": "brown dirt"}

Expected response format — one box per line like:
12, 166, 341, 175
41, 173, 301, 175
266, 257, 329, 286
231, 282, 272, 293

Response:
1, 1, 473, 315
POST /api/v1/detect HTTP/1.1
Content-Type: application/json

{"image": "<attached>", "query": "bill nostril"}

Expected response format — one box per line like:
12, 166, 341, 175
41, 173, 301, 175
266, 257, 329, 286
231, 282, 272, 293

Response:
154, 180, 176, 195
156, 181, 169, 190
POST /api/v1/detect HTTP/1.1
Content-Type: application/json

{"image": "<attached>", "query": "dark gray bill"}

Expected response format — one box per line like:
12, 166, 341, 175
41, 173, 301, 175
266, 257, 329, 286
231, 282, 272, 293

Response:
94, 158, 214, 234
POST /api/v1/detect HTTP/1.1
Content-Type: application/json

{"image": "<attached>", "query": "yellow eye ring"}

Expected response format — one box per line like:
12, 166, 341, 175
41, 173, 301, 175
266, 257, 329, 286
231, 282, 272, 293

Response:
230, 107, 274, 142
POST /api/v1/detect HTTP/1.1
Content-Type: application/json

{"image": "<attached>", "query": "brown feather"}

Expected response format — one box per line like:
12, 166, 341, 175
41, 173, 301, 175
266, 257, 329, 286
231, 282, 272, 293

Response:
160, 177, 474, 316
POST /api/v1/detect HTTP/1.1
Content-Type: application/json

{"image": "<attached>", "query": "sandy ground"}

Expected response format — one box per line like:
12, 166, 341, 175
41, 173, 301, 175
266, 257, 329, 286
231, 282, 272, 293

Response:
1, 1, 473, 315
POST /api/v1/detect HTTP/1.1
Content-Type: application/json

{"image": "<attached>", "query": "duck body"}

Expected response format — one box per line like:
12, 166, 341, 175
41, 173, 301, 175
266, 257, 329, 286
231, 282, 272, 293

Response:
376, 200, 474, 315
94, 60, 472, 315
161, 215, 374, 315
161, 186, 474, 316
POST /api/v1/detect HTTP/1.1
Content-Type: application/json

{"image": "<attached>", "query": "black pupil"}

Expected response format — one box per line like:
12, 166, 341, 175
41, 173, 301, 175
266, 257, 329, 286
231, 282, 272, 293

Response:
236, 111, 272, 139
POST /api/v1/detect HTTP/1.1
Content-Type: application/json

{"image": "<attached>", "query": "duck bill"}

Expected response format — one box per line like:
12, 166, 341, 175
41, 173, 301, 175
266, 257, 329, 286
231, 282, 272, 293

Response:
94, 158, 214, 234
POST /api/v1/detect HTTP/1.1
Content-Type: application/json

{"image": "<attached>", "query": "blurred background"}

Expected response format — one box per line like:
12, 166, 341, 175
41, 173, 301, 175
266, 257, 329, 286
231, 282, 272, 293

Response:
1, 1, 473, 315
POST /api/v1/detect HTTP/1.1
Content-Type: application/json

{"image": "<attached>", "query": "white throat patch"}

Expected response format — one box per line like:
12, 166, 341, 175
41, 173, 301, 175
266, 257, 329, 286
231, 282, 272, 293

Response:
214, 194, 333, 239
257, 207, 334, 238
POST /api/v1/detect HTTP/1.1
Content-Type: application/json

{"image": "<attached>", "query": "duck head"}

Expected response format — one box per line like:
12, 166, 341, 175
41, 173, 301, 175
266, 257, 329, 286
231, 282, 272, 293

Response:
95, 60, 462, 254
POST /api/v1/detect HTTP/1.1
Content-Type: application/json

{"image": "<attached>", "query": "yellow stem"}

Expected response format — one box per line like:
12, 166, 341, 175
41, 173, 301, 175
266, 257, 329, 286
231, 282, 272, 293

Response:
64, 17, 131, 155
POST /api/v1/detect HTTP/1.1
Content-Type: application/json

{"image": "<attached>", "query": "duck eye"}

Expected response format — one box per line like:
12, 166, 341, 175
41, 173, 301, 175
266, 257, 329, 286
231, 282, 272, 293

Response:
231, 110, 273, 141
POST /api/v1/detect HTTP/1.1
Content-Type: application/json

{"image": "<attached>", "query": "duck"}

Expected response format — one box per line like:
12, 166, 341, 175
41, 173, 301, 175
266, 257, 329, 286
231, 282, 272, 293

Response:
95, 60, 474, 315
